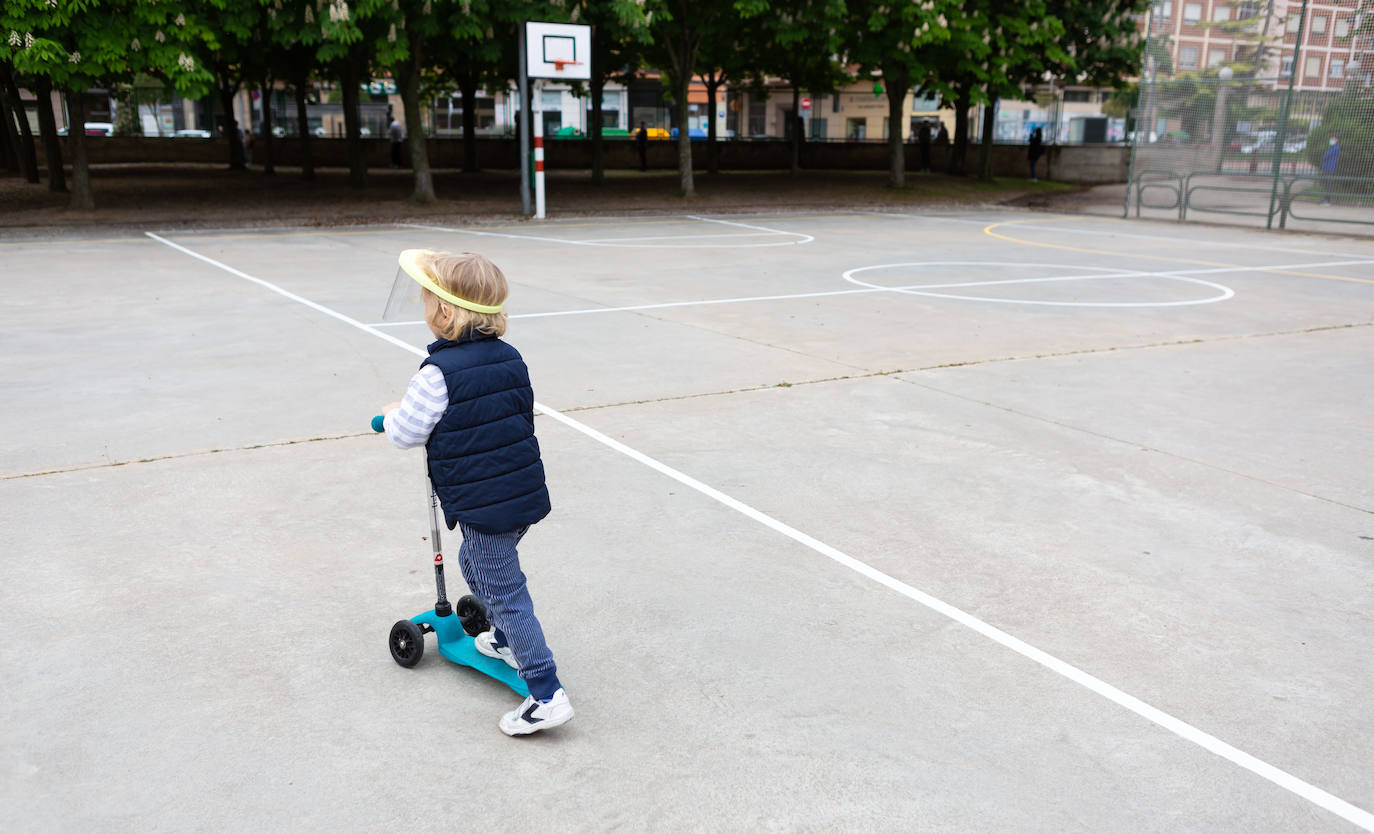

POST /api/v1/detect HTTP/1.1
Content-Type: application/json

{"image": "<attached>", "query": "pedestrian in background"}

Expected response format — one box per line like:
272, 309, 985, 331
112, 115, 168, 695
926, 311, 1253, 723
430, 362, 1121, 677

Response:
1320, 135, 1340, 205
1027, 127, 1044, 182
635, 121, 649, 172
389, 116, 405, 168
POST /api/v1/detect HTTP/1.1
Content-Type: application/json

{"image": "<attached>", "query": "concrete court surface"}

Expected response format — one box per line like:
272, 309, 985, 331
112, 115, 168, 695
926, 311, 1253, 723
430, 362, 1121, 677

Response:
2, 210, 1372, 832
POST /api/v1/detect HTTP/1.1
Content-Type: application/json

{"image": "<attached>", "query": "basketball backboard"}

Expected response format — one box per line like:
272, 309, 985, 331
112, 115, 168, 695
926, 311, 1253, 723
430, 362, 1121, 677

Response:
525, 21, 592, 81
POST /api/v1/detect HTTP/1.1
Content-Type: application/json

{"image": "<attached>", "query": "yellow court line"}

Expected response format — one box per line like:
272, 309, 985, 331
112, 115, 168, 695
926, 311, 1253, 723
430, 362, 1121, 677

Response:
983, 217, 1374, 285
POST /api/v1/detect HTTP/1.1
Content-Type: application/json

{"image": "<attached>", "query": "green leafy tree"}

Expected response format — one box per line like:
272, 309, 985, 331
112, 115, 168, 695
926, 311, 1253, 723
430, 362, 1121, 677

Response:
269, 0, 328, 180
2, 0, 215, 208
845, 0, 954, 187
196, 2, 264, 170
695, 12, 759, 174
742, 0, 848, 174
648, 0, 754, 197
1303, 90, 1374, 188
965, 1, 1069, 180
568, 0, 652, 183
317, 0, 391, 187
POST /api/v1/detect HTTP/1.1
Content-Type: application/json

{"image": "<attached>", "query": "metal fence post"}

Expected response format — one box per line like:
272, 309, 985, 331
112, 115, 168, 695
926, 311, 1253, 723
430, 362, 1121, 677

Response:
1266, 0, 1307, 229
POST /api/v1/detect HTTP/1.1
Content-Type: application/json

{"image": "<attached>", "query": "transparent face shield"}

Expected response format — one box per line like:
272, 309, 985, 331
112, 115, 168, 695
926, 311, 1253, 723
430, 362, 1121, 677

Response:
382, 249, 437, 324
382, 249, 506, 325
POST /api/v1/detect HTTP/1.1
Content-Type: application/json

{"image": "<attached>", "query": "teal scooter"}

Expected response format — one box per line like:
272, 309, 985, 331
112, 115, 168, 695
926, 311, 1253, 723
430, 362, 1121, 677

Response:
373, 415, 529, 697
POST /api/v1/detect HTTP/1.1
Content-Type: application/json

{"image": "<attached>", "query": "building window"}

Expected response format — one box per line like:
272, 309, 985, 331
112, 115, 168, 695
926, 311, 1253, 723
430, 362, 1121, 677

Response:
1235, 1, 1260, 18
1334, 18, 1350, 38
1280, 56, 1293, 76
1286, 14, 1301, 34
747, 98, 766, 136
1180, 46, 1201, 68
1064, 89, 1092, 102
1213, 5, 1229, 21
1329, 59, 1344, 78
1154, 1, 1172, 19
1310, 15, 1326, 34
1184, 3, 1202, 22
1305, 56, 1322, 77
1208, 48, 1227, 67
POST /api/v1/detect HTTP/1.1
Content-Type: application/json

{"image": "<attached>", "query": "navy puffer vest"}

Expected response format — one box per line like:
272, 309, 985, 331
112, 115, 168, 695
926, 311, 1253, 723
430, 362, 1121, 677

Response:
422, 336, 551, 533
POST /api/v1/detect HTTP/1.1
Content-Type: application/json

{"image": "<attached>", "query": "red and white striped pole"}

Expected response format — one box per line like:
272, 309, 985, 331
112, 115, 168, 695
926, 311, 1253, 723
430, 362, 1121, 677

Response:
534, 135, 546, 219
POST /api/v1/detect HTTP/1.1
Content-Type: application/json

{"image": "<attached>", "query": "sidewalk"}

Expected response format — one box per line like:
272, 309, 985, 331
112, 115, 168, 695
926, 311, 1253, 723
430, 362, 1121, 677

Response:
0, 164, 1077, 236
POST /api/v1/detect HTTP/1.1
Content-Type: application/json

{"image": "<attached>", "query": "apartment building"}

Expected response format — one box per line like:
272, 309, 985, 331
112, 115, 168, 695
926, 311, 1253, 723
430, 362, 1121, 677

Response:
1149, 0, 1369, 88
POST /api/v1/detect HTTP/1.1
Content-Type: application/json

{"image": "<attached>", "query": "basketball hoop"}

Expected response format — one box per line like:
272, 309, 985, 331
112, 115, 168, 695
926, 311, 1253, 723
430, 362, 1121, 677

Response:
553, 59, 583, 72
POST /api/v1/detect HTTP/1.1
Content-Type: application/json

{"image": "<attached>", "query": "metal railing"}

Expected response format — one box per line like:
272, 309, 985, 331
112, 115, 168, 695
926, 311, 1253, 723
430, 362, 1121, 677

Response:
1279, 175, 1374, 229
1130, 168, 1374, 230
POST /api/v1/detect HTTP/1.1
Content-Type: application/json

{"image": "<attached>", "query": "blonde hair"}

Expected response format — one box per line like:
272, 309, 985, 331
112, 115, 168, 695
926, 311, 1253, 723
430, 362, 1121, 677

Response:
420, 251, 509, 339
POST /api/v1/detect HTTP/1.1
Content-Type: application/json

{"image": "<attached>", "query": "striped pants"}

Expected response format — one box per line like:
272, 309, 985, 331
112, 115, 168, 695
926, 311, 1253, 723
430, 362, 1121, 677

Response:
456, 523, 561, 700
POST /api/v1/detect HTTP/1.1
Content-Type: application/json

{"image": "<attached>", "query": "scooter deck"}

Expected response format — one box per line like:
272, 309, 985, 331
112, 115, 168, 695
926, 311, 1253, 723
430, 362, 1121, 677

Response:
412, 608, 529, 697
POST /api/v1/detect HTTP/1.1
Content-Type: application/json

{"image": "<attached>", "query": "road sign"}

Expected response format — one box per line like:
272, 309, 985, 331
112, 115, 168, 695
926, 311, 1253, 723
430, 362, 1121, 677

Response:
801, 96, 812, 110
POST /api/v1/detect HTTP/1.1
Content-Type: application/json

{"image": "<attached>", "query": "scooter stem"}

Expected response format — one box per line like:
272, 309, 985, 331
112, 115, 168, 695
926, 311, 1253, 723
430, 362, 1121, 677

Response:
428, 482, 453, 618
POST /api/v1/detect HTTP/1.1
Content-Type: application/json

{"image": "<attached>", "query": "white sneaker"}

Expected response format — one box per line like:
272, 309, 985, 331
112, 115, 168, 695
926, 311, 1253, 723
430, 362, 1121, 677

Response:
474, 630, 518, 670
499, 688, 573, 736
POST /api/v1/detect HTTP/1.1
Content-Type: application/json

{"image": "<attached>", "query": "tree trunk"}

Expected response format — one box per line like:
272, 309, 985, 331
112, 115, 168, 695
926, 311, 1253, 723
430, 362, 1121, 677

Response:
790, 85, 802, 175
590, 74, 604, 184
884, 70, 910, 188
260, 77, 275, 175
399, 57, 435, 203
1, 65, 39, 183
293, 67, 314, 180
34, 76, 65, 192
949, 84, 970, 175
978, 94, 997, 181
64, 90, 93, 210
0, 67, 23, 175
341, 56, 365, 188
217, 72, 245, 169
705, 76, 721, 175
461, 74, 479, 173
674, 73, 693, 197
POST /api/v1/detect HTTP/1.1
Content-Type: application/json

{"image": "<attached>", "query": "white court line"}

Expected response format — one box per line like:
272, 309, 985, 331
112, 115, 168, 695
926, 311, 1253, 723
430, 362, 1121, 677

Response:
844, 262, 1234, 308
145, 230, 1374, 833
364, 270, 1164, 327
577, 231, 779, 243
367, 266, 1227, 327
403, 216, 813, 248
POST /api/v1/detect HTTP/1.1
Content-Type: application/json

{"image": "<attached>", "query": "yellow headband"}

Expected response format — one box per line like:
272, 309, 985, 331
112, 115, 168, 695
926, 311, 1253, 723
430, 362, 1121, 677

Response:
397, 249, 505, 315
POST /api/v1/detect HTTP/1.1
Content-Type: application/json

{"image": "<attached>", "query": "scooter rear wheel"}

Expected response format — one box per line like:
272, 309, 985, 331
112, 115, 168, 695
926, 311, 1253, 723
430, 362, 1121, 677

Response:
455, 595, 490, 637
388, 620, 425, 667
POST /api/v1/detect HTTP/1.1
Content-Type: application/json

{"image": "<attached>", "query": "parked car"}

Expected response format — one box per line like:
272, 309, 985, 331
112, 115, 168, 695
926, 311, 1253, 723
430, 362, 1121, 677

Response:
173, 128, 212, 138
57, 122, 113, 136
1239, 130, 1276, 154
669, 127, 708, 141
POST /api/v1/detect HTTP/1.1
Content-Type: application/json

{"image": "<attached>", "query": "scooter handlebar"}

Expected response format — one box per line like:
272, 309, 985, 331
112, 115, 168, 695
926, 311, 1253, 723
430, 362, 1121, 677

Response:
371, 414, 385, 433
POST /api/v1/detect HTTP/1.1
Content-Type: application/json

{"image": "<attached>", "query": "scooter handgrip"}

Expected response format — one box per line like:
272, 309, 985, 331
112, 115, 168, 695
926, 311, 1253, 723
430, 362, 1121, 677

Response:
371, 415, 385, 433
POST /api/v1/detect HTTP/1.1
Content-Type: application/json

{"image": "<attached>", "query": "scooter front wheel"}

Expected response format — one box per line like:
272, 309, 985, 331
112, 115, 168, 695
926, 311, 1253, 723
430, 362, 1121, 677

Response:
388, 620, 425, 667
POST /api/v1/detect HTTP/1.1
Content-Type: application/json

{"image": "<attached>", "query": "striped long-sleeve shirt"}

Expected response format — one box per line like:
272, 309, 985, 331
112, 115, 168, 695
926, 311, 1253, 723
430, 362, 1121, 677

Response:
383, 365, 449, 449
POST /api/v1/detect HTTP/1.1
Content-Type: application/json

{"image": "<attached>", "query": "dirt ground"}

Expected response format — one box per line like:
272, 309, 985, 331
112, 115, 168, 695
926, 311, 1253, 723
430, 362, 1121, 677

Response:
0, 162, 1084, 235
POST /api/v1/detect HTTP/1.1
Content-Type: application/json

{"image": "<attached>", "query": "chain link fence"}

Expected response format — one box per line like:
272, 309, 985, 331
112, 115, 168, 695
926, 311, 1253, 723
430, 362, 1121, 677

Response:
1125, 0, 1374, 231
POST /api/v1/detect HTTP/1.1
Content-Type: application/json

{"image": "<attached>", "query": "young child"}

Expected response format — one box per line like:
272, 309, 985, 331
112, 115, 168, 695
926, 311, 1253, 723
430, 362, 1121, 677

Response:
380, 250, 571, 736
